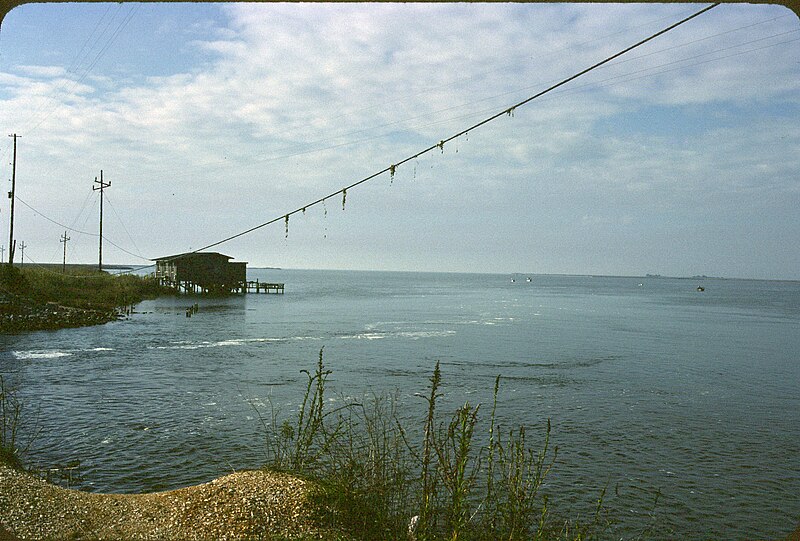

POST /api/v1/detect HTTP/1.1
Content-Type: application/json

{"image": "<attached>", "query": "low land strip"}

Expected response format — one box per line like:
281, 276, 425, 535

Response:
0, 265, 169, 333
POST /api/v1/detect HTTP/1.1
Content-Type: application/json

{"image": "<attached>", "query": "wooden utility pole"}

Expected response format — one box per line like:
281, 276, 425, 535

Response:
18, 240, 26, 267
60, 231, 70, 273
7, 133, 19, 265
92, 170, 110, 271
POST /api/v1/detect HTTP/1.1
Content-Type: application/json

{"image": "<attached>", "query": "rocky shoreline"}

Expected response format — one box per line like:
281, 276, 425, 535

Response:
0, 292, 124, 334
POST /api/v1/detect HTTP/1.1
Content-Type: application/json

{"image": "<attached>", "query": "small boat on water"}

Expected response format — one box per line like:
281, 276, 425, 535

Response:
697, 286, 705, 292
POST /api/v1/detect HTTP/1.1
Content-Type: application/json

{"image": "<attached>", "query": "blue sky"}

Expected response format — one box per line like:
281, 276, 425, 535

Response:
0, 3, 798, 279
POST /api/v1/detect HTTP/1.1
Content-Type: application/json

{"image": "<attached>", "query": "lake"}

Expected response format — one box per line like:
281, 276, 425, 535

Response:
2, 269, 799, 539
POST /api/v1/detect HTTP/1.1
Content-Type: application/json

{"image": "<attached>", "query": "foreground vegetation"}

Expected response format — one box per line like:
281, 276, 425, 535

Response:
257, 349, 625, 540
0, 265, 169, 332
0, 376, 25, 471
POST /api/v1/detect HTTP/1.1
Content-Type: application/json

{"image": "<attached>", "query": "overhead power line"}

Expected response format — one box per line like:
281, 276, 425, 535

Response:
15, 196, 97, 236
14, 194, 150, 262
104, 193, 144, 260
127, 20, 796, 189
24, 5, 139, 135
179, 3, 720, 258
101, 236, 150, 262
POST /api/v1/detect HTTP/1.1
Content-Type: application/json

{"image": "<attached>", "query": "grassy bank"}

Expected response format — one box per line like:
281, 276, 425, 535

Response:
0, 265, 170, 332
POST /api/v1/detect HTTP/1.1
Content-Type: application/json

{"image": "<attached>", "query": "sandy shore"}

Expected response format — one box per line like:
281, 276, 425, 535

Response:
0, 463, 342, 540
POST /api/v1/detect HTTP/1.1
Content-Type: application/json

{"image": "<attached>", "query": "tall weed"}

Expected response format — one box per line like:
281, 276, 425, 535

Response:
256, 350, 612, 540
0, 376, 37, 470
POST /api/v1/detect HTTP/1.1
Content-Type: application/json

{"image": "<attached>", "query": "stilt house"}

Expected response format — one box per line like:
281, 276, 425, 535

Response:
155, 252, 247, 294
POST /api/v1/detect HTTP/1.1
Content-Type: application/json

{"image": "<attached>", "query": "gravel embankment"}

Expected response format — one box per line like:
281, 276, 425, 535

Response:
0, 463, 341, 540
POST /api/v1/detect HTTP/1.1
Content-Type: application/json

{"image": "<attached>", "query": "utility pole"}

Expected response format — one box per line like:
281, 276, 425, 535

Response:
92, 170, 110, 271
60, 231, 70, 273
7, 133, 19, 266
18, 240, 26, 267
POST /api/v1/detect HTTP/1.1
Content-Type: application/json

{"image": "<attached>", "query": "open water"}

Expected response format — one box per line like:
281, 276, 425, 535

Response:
1, 270, 799, 539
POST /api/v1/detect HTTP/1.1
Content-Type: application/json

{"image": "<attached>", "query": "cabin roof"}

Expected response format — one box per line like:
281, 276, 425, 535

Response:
154, 251, 234, 262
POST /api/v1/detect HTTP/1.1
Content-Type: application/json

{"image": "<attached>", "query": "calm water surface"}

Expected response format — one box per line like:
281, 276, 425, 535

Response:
2, 270, 799, 539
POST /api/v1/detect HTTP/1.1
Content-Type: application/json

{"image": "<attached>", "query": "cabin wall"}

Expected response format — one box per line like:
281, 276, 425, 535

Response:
156, 254, 246, 293
174, 255, 231, 284
155, 261, 177, 282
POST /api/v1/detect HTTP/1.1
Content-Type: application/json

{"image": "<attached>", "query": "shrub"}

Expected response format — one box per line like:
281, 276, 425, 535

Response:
0, 265, 29, 293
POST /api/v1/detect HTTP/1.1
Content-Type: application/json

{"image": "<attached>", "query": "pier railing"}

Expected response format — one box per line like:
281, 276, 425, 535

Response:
245, 280, 284, 294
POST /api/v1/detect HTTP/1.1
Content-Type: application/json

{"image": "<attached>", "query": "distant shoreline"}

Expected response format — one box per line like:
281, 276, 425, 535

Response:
263, 267, 800, 283
11, 263, 141, 272
14, 263, 798, 283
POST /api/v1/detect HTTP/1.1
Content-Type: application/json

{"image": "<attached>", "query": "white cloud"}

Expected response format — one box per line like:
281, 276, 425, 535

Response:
12, 65, 67, 78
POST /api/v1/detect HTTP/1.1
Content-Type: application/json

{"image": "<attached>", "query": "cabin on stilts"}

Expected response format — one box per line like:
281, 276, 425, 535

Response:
155, 252, 284, 295
155, 252, 247, 294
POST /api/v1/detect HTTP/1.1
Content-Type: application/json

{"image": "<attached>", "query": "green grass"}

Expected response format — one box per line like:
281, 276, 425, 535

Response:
0, 264, 170, 311
256, 349, 621, 541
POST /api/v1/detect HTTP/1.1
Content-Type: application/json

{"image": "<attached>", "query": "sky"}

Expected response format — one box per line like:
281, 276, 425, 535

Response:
0, 3, 798, 279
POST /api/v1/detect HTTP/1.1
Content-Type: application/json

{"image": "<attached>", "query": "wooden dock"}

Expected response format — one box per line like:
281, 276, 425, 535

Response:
245, 280, 284, 294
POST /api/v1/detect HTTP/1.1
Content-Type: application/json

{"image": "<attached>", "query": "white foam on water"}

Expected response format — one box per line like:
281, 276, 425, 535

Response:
153, 340, 235, 350
214, 340, 245, 347
341, 332, 386, 340
396, 330, 456, 339
150, 336, 320, 350
340, 330, 455, 341
13, 350, 72, 359
150, 343, 211, 350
